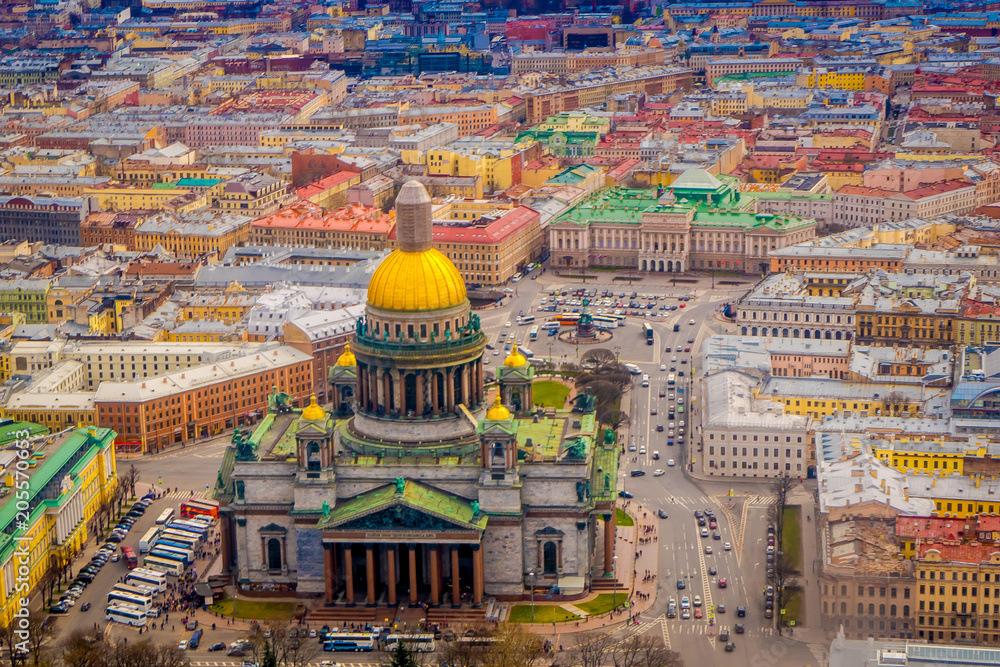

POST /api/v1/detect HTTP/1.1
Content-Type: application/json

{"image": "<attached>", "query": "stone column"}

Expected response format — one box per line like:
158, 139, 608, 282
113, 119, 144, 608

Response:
446, 369, 455, 412
370, 367, 379, 411
392, 370, 402, 413
431, 373, 440, 415
409, 545, 419, 607
386, 546, 397, 606
383, 372, 392, 414
429, 545, 440, 606
366, 544, 376, 607
451, 546, 461, 607
415, 372, 424, 415
324, 544, 335, 605
603, 513, 615, 575
345, 545, 355, 606
472, 545, 484, 608
461, 365, 470, 406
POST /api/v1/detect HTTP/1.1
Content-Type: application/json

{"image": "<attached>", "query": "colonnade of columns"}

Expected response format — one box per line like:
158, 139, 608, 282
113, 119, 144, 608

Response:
356, 362, 484, 417
323, 542, 483, 608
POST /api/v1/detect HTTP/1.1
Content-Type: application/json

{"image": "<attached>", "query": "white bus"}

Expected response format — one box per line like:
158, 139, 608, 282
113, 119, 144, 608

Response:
323, 632, 376, 652
106, 603, 148, 627
529, 326, 539, 340
384, 634, 435, 652
139, 527, 160, 553
168, 519, 208, 536
158, 531, 198, 549
142, 555, 184, 576
112, 582, 158, 599
151, 543, 194, 562
149, 548, 191, 566
516, 315, 535, 325
127, 569, 167, 592
155, 508, 175, 525
107, 591, 153, 612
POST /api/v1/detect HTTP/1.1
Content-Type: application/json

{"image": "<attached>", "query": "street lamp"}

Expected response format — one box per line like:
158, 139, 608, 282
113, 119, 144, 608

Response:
612, 555, 619, 611
529, 571, 536, 622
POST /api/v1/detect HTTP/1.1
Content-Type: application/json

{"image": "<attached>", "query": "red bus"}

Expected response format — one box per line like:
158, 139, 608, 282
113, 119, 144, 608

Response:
121, 546, 138, 570
180, 499, 219, 520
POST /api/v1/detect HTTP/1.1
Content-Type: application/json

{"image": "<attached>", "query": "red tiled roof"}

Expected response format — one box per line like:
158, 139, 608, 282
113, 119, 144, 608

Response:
388, 206, 539, 245
896, 515, 970, 542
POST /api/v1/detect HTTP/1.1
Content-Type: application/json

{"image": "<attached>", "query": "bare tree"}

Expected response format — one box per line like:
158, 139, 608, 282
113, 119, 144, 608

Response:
581, 349, 620, 374
268, 620, 319, 667
439, 636, 490, 667
24, 609, 54, 666
125, 465, 140, 499
569, 631, 616, 667
599, 409, 630, 431
882, 391, 908, 417
633, 634, 683, 667
612, 634, 646, 667
61, 629, 108, 667
480, 624, 543, 667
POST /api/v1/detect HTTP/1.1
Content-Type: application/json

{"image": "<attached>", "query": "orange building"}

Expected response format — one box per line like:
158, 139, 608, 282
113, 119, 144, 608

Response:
249, 201, 395, 249
94, 346, 313, 453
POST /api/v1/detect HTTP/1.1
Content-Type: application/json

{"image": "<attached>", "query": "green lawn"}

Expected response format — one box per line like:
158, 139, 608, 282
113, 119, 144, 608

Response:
616, 507, 634, 527
508, 605, 579, 623
575, 593, 627, 616
782, 588, 804, 628
533, 380, 571, 408
782, 506, 802, 573
210, 598, 297, 620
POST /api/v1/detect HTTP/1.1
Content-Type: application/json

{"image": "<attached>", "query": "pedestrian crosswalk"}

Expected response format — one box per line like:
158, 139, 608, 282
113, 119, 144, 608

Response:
664, 622, 774, 639
155, 490, 212, 500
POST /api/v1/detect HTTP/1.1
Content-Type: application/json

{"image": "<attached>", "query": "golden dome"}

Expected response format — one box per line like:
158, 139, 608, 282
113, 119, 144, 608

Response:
503, 342, 528, 367
486, 395, 511, 421
301, 395, 326, 421
367, 249, 467, 312
335, 343, 356, 367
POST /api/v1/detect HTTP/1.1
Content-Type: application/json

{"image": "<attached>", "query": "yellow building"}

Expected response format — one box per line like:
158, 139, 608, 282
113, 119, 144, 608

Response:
180, 286, 257, 322
762, 378, 925, 419
535, 111, 611, 135
83, 185, 193, 211
133, 213, 251, 257
425, 140, 535, 193
797, 68, 869, 91
873, 439, 971, 476
0, 426, 117, 627
4, 392, 97, 431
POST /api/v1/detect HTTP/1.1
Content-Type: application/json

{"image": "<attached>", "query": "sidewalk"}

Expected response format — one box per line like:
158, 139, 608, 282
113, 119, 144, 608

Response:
519, 501, 660, 644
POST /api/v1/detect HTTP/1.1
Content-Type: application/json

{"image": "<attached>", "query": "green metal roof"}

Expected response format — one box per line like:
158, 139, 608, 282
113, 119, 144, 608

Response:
176, 178, 224, 187
0, 421, 46, 447
670, 168, 725, 192
321, 480, 487, 532
0, 427, 115, 562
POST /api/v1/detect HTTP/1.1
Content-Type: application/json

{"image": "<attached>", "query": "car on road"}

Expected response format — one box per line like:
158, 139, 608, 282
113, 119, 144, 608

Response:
653, 469, 665, 476
708, 566, 717, 575
700, 528, 709, 538
693, 595, 702, 607
705, 546, 713, 555
630, 470, 645, 477
505, 321, 511, 327
618, 491, 633, 499
667, 459, 675, 467
656, 424, 663, 432
735, 623, 744, 634
725, 642, 736, 652
639, 446, 646, 454
684, 346, 691, 352
724, 542, 732, 551
681, 609, 690, 620
681, 596, 691, 608
650, 407, 657, 415
658, 509, 668, 519
713, 532, 721, 540
677, 580, 686, 590
737, 606, 746, 617
177, 641, 188, 651
717, 604, 726, 613
629, 442, 636, 451
208, 643, 227, 652
718, 578, 727, 588
80, 602, 91, 612
689, 319, 695, 325
693, 608, 703, 619
694, 510, 703, 518
676, 345, 683, 352
660, 364, 666, 371
709, 519, 717, 529
48, 604, 68, 614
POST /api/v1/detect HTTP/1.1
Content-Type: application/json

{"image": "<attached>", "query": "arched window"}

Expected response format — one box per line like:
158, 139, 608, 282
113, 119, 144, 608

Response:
890, 604, 896, 616
543, 541, 557, 574
903, 605, 909, 617
868, 604, 875, 615
267, 538, 282, 571
858, 603, 864, 614
841, 602, 847, 614
879, 604, 886, 616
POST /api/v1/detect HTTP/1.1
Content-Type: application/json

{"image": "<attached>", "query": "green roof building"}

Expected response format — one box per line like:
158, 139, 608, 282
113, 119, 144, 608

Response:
548, 168, 817, 274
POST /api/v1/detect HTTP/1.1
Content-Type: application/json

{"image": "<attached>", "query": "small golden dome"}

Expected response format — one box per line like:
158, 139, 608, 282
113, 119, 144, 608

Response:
486, 395, 511, 421
503, 342, 527, 367
335, 343, 356, 367
301, 395, 326, 421
367, 249, 467, 312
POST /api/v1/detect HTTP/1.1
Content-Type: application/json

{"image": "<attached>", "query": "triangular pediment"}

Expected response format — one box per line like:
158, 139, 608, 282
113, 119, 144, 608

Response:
334, 505, 472, 532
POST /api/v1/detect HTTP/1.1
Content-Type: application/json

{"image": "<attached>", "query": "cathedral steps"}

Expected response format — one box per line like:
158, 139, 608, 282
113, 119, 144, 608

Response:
307, 606, 379, 624
590, 577, 622, 591
425, 606, 488, 625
